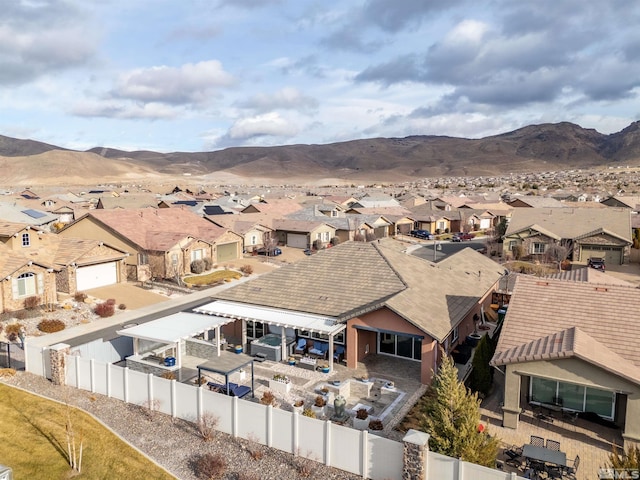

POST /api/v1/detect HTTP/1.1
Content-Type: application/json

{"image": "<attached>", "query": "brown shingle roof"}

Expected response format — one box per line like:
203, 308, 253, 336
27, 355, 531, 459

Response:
493, 276, 640, 376
83, 208, 228, 250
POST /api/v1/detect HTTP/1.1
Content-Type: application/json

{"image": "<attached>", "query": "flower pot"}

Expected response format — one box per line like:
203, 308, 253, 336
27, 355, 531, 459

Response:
269, 379, 291, 394
292, 403, 304, 415
353, 417, 369, 431
311, 405, 326, 417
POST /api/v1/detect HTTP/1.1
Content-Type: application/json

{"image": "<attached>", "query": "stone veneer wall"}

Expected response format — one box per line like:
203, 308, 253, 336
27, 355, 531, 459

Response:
402, 430, 430, 480
49, 343, 71, 386
185, 338, 219, 360
126, 358, 173, 376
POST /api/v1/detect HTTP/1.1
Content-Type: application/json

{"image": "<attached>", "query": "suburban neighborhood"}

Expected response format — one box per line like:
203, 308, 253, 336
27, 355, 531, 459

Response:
2, 176, 640, 480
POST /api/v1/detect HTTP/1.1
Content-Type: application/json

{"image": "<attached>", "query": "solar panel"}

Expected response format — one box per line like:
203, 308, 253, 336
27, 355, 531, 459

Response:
22, 209, 47, 219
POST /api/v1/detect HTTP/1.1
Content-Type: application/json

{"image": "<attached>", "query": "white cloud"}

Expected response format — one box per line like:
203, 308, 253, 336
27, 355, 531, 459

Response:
236, 87, 318, 112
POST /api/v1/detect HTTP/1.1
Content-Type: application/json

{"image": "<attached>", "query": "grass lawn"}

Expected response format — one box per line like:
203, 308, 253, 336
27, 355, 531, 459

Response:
0, 383, 175, 479
183, 269, 242, 286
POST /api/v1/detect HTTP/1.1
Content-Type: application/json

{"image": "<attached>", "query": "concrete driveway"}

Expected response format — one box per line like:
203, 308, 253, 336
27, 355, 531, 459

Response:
83, 283, 171, 310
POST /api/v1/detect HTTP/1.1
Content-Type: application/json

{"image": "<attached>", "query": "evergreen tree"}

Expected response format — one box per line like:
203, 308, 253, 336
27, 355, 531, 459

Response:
469, 334, 493, 396
418, 353, 499, 467
609, 445, 640, 470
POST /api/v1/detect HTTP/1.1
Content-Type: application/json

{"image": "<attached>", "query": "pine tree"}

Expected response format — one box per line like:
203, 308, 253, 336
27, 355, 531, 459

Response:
469, 335, 493, 396
418, 353, 500, 467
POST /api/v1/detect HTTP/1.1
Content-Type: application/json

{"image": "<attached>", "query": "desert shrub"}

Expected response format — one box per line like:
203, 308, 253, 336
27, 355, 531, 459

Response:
106, 298, 116, 306
293, 399, 304, 408
24, 295, 41, 310
239, 264, 253, 275
13, 310, 27, 320
314, 395, 326, 407
302, 408, 316, 418
118, 303, 127, 310
94, 302, 115, 317
260, 391, 276, 406
330, 236, 340, 246
197, 412, 219, 442
191, 259, 205, 274
161, 371, 176, 380
356, 408, 369, 420
4, 323, 23, 337
203, 257, 213, 270
37, 319, 65, 333
368, 419, 384, 430
74, 292, 87, 302
0, 368, 17, 378
192, 452, 226, 479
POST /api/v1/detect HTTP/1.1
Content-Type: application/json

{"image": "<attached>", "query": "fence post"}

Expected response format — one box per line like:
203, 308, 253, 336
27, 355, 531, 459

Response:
267, 405, 273, 448
325, 420, 332, 467
232, 396, 239, 437
75, 355, 81, 388
402, 429, 430, 480
106, 363, 112, 398
197, 383, 203, 422
123, 367, 129, 403
148, 373, 154, 410
457, 458, 464, 480
292, 410, 299, 454
90, 359, 95, 393
171, 380, 177, 418
48, 343, 70, 386
361, 429, 369, 478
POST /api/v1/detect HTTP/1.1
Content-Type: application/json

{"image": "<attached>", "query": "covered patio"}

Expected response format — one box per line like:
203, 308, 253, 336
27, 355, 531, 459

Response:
116, 311, 236, 378
194, 300, 346, 372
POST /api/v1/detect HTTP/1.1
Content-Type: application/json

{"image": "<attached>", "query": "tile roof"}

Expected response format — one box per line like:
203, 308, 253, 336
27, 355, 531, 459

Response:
492, 275, 640, 379
0, 243, 50, 278
34, 236, 127, 266
509, 197, 565, 208
505, 207, 631, 241
215, 241, 504, 341
81, 207, 228, 250
546, 266, 636, 286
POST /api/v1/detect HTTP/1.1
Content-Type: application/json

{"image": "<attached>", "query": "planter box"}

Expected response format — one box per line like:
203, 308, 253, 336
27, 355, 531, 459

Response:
311, 405, 326, 417
292, 404, 304, 415
269, 379, 291, 394
353, 417, 369, 431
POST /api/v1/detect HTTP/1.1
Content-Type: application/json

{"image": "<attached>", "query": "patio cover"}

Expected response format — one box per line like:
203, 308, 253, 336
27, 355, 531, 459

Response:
193, 300, 345, 335
116, 312, 233, 343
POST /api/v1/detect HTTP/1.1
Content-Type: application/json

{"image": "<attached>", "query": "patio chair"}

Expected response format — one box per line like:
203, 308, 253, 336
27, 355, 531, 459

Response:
294, 338, 307, 355
546, 465, 564, 479
308, 341, 329, 359
564, 455, 580, 479
529, 435, 545, 447
504, 445, 524, 468
545, 439, 560, 451
333, 345, 345, 363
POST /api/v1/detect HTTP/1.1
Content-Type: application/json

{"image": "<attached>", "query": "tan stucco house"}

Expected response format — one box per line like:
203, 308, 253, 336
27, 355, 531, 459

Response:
491, 275, 640, 447
206, 240, 505, 385
503, 207, 632, 264
59, 208, 242, 282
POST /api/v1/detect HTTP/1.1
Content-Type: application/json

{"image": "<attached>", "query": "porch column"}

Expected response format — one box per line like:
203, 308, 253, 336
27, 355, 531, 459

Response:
175, 341, 182, 368
280, 329, 286, 362
133, 337, 139, 356
623, 393, 640, 448
241, 319, 247, 351
501, 365, 521, 429
328, 335, 334, 372
215, 326, 221, 356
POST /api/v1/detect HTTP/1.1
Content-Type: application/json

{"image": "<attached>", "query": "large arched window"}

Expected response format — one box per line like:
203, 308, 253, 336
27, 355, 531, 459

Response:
16, 272, 36, 297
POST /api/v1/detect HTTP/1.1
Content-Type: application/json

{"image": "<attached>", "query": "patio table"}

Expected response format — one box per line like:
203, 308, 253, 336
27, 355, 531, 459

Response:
522, 444, 567, 467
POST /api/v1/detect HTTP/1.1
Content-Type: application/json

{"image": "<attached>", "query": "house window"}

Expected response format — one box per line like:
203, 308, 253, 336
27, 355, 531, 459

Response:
171, 254, 178, 265
246, 320, 265, 340
451, 326, 459, 344
531, 242, 546, 254
138, 253, 148, 265
323, 231, 330, 242
530, 376, 615, 419
191, 249, 203, 261
437, 221, 446, 231
508, 240, 517, 251
250, 235, 257, 245
331, 210, 338, 217
16, 272, 37, 297
378, 332, 421, 361
22, 233, 30, 247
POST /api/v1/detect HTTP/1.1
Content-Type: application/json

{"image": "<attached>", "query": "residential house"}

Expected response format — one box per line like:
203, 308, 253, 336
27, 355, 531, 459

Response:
58, 208, 242, 282
0, 201, 59, 228
407, 204, 461, 234
600, 195, 640, 213
491, 275, 640, 448
344, 207, 414, 237
206, 217, 274, 253
272, 219, 336, 249
507, 196, 565, 208
208, 240, 505, 384
350, 194, 401, 209
502, 207, 632, 264
96, 194, 160, 209
0, 222, 128, 311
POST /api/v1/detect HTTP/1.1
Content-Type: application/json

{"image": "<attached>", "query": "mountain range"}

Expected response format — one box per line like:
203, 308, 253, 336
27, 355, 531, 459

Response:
2, 121, 640, 186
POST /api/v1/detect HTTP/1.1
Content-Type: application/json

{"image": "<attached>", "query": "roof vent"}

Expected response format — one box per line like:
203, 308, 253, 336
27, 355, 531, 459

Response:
594, 287, 608, 292
319, 295, 329, 300
535, 281, 549, 286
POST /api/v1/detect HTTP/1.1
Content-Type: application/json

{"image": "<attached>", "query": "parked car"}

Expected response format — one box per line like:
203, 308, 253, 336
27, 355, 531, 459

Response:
303, 248, 314, 256
410, 229, 434, 240
256, 247, 282, 256
587, 257, 605, 271
452, 232, 473, 242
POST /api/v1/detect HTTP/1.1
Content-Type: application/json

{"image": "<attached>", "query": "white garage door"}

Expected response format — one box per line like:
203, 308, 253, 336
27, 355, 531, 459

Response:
287, 233, 308, 249
77, 262, 118, 290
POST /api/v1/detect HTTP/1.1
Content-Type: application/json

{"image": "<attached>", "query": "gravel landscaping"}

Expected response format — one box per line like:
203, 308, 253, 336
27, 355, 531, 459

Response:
1, 370, 363, 480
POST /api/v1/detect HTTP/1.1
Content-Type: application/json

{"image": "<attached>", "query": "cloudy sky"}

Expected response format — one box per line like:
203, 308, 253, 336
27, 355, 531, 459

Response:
2, 0, 640, 153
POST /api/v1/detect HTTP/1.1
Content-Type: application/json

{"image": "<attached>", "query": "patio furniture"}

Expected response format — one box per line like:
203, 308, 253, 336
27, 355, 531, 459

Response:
564, 455, 580, 479
333, 345, 345, 363
207, 381, 252, 398
298, 356, 317, 371
546, 465, 564, 479
504, 444, 524, 468
522, 444, 567, 469
308, 341, 329, 359
529, 435, 545, 447
294, 338, 307, 355
546, 439, 561, 451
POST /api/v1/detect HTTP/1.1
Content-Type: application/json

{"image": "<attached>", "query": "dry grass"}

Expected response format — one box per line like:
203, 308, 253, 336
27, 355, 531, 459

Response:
183, 270, 242, 286
0, 383, 174, 479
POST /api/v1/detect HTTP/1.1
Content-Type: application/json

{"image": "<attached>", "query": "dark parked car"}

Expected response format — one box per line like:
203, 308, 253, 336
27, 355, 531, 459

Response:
587, 257, 605, 271
256, 247, 282, 256
410, 229, 434, 240
452, 232, 473, 242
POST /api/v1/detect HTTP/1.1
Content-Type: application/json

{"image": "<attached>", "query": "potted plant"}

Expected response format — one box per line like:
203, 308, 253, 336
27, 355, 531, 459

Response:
311, 395, 327, 417
292, 399, 304, 415
353, 408, 369, 430
320, 386, 333, 404
302, 408, 316, 419
269, 374, 291, 394
368, 418, 384, 432
287, 356, 296, 366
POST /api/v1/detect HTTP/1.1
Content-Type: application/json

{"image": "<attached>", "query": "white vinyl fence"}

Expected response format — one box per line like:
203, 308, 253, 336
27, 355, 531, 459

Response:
63, 354, 524, 480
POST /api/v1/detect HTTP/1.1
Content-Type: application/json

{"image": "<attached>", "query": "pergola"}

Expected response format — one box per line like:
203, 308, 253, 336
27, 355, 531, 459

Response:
196, 355, 255, 398
193, 300, 347, 371
116, 311, 235, 368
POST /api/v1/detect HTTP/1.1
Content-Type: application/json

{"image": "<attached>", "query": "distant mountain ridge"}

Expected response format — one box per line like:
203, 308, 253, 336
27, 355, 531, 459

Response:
2, 121, 640, 184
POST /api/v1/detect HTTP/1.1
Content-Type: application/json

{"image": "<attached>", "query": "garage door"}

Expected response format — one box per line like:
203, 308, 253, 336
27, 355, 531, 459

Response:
77, 262, 117, 290
287, 233, 308, 249
581, 246, 623, 265
217, 242, 238, 262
